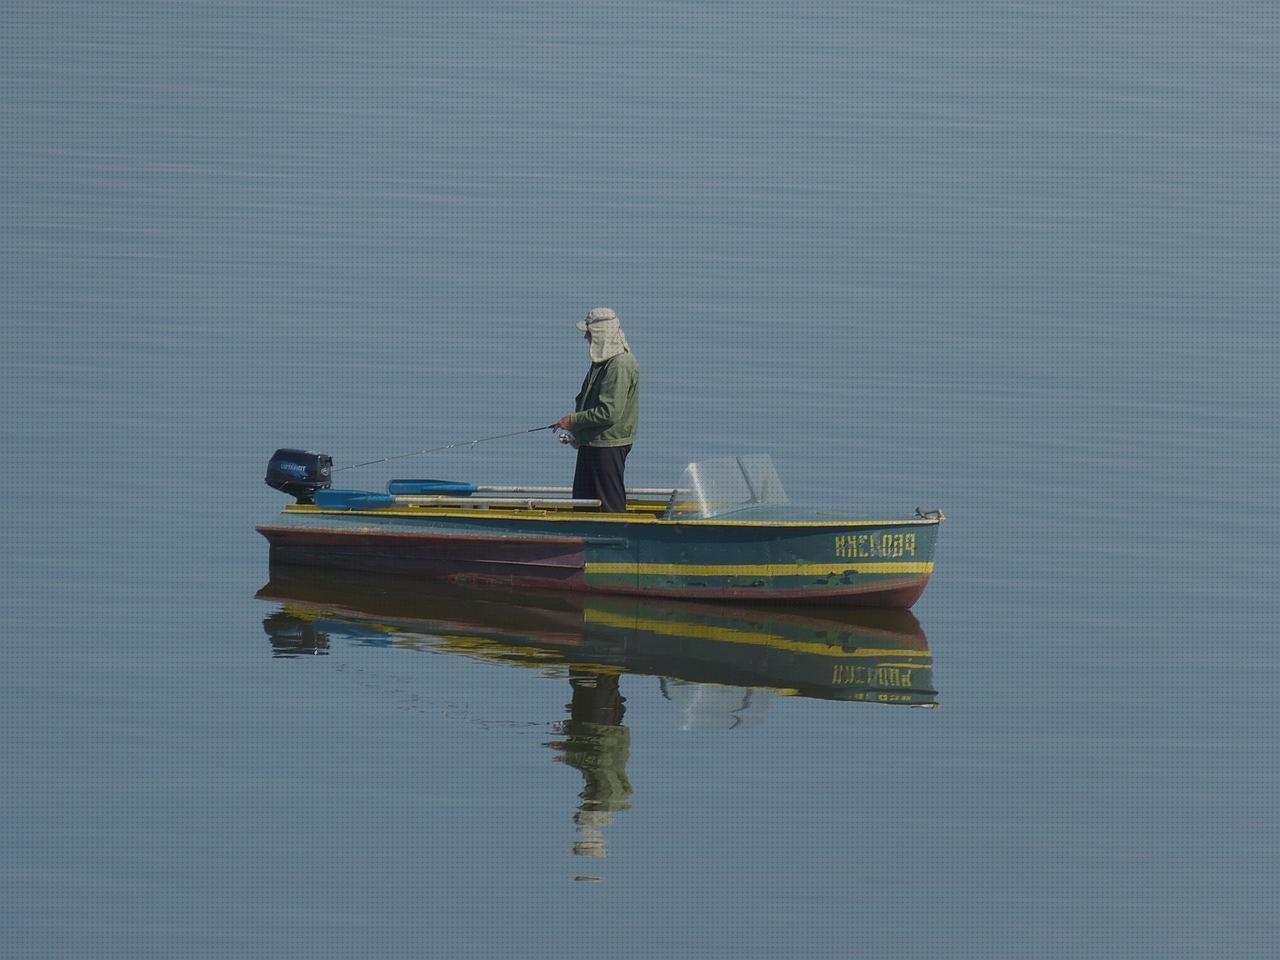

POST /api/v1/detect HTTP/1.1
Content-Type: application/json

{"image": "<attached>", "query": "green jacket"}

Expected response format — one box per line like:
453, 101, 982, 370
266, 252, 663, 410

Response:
570, 352, 639, 447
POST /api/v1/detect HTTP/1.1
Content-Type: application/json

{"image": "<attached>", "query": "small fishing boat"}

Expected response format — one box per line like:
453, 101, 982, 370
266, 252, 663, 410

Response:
258, 450, 943, 609
258, 566, 938, 706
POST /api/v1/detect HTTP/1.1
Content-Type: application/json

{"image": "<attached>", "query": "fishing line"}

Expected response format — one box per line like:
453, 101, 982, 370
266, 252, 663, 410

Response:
333, 424, 559, 473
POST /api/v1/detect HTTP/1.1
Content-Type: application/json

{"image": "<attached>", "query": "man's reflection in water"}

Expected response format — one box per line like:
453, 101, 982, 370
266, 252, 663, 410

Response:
546, 673, 632, 860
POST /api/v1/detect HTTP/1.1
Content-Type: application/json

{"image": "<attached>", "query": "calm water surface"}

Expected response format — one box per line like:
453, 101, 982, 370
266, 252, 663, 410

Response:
2, 2, 1277, 958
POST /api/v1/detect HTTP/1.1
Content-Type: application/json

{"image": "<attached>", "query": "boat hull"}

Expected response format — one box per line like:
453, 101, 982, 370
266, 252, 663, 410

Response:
257, 508, 940, 608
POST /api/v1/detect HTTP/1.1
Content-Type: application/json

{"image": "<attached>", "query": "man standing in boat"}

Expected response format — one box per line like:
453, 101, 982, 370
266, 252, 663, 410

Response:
557, 307, 639, 513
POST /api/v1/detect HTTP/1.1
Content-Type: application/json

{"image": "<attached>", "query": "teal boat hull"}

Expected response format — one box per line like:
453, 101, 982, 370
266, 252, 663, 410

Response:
258, 503, 941, 609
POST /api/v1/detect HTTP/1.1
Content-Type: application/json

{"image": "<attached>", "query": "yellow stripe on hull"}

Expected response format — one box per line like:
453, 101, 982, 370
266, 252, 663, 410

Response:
585, 561, 934, 577
583, 606, 930, 659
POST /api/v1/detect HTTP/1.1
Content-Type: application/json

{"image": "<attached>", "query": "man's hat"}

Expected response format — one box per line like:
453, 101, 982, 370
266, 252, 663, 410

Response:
576, 307, 618, 332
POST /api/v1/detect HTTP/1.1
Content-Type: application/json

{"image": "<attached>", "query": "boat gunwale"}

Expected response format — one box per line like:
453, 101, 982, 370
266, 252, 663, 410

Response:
279, 504, 944, 529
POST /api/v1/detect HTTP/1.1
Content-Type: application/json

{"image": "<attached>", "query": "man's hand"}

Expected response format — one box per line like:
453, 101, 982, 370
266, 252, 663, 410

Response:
556, 415, 575, 431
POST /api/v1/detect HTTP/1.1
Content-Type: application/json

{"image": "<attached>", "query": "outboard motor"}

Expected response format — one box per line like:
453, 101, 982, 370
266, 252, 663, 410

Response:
265, 448, 332, 503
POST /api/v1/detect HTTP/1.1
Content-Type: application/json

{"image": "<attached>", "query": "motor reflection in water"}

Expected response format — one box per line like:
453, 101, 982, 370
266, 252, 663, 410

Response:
258, 565, 937, 872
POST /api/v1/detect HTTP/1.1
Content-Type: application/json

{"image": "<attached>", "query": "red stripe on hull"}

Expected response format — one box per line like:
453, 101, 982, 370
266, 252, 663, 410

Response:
257, 526, 588, 588
594, 575, 930, 609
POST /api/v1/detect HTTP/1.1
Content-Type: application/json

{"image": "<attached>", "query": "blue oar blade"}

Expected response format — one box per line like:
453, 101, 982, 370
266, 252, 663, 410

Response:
386, 479, 477, 496
314, 489, 396, 510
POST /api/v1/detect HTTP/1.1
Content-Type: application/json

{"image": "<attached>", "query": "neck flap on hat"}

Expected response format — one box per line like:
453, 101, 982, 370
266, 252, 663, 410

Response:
588, 319, 630, 363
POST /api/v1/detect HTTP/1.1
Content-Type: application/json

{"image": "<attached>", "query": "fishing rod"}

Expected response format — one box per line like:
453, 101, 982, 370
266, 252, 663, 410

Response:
266, 424, 571, 503
334, 423, 561, 473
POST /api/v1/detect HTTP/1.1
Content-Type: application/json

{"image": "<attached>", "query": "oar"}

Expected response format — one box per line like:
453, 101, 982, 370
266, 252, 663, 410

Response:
386, 479, 478, 496
386, 480, 681, 497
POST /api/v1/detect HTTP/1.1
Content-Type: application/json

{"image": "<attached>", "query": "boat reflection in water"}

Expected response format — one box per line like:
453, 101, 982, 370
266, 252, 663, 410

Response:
257, 565, 936, 869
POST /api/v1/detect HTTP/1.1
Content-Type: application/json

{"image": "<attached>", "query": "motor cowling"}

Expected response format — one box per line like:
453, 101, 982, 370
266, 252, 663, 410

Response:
265, 448, 332, 503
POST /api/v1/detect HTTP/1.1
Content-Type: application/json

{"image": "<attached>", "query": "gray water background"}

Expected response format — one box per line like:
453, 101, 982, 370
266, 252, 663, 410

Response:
2, 2, 1277, 957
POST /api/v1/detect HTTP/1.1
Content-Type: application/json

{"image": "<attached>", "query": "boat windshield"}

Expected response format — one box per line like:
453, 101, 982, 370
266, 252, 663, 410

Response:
664, 455, 790, 519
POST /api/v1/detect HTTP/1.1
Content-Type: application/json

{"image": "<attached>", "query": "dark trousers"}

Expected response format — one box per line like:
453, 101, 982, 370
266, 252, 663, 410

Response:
572, 444, 631, 512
